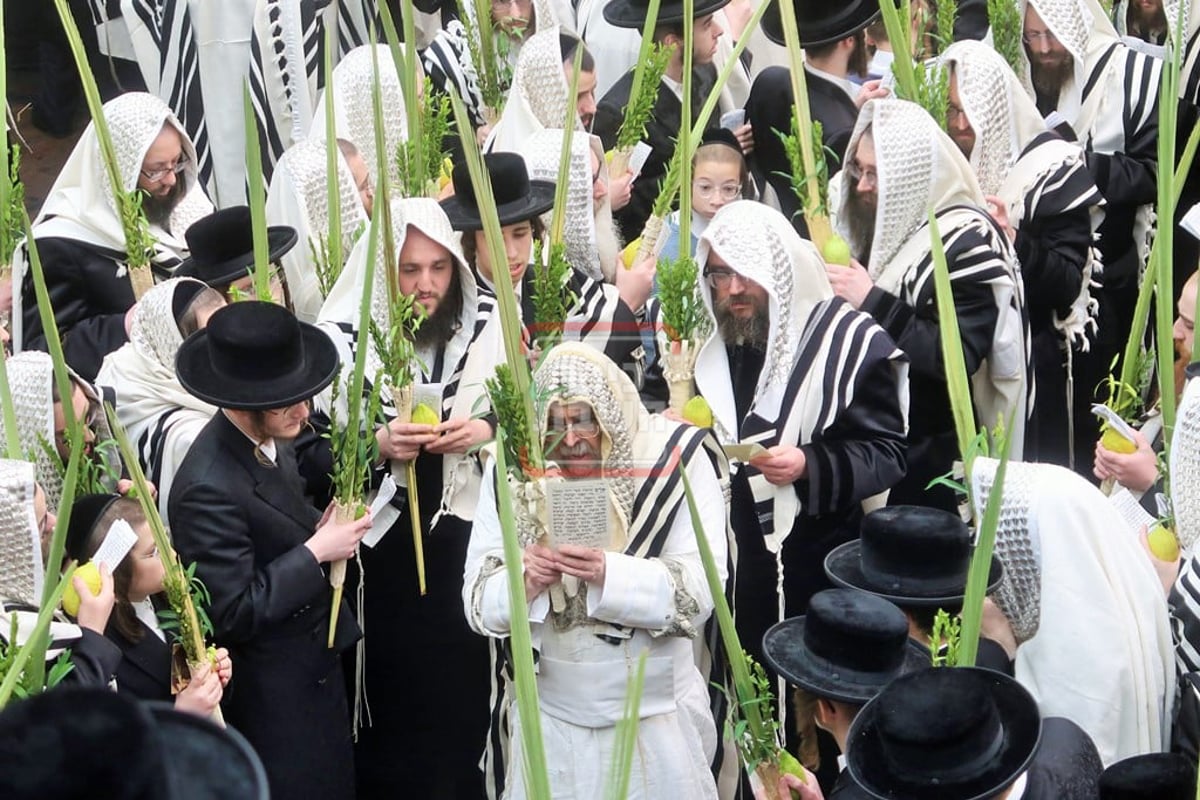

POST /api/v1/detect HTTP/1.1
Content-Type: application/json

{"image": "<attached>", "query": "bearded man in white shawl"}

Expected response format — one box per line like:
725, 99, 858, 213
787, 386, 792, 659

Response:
688, 200, 907, 691
265, 136, 370, 322
942, 40, 1106, 470
970, 456, 1174, 765
465, 342, 730, 800
95, 278, 224, 526
1018, 0, 1161, 388
13, 92, 212, 382
829, 98, 1032, 512
317, 197, 503, 799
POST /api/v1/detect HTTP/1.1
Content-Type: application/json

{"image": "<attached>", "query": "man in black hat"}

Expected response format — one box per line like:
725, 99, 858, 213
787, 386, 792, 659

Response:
168, 301, 373, 800
592, 0, 745, 239
762, 589, 929, 798
824, 505, 1015, 675
174, 205, 297, 306
746, 1, 888, 229
1098, 752, 1196, 800
845, 667, 1102, 799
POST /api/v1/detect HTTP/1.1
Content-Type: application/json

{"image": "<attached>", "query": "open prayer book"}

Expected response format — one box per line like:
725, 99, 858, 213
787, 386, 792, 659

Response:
546, 477, 615, 550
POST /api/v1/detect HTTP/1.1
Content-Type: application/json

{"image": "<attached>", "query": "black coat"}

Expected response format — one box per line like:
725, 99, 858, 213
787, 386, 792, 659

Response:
105, 615, 173, 704
168, 412, 359, 800
594, 65, 719, 241
747, 66, 858, 231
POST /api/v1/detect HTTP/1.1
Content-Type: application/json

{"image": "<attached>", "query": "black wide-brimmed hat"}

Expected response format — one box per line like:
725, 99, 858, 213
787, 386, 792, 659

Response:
846, 667, 1041, 800
176, 206, 298, 289
65, 493, 121, 561
175, 301, 338, 411
761, 0, 881, 47
1099, 752, 1196, 800
763, 589, 930, 705
604, 0, 731, 28
824, 505, 1004, 608
439, 152, 555, 231
0, 687, 269, 800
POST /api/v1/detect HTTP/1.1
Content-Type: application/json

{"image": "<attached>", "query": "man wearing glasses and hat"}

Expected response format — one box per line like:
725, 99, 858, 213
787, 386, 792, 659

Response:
168, 301, 372, 800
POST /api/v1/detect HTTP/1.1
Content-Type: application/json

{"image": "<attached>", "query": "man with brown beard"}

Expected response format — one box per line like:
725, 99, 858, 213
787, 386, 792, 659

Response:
14, 92, 211, 382
1114, 0, 1170, 53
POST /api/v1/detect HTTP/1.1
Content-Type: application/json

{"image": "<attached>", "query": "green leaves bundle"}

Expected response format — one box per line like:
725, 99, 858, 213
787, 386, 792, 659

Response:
776, 117, 829, 223
988, 0, 1024, 74
458, 0, 512, 120
877, 0, 951, 129
530, 240, 577, 354
656, 254, 702, 344
613, 0, 666, 161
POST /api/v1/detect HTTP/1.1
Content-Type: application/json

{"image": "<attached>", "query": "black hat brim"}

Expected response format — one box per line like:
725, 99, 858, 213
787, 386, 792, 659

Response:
440, 181, 557, 231
147, 704, 269, 799
760, 0, 881, 47
824, 541, 1004, 609
846, 670, 1042, 800
175, 319, 339, 411
174, 226, 298, 287
763, 616, 930, 705
603, 0, 731, 29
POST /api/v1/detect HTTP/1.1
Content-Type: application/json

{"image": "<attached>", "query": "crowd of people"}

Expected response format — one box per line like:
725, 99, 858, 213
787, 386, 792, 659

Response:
3, 0, 1200, 797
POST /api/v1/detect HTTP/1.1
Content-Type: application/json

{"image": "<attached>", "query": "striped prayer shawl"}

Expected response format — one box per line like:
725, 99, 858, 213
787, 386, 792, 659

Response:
422, 21, 490, 127
740, 297, 907, 546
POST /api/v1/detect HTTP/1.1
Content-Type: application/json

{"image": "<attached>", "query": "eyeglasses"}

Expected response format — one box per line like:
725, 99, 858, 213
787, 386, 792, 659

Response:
140, 158, 188, 183
845, 160, 878, 189
1021, 30, 1058, 45
694, 181, 742, 201
703, 267, 742, 289
544, 417, 601, 439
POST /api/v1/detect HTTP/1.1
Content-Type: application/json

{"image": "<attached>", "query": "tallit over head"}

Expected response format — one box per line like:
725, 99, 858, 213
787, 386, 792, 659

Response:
971, 456, 1174, 764
0, 352, 60, 512
834, 98, 984, 281
1016, 0, 1121, 120
0, 459, 43, 607
941, 40, 1052, 198
490, 26, 586, 153
266, 136, 369, 322
1172, 374, 1200, 550
312, 43, 415, 189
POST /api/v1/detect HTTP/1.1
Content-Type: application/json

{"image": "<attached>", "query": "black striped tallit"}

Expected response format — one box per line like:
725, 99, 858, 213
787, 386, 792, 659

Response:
421, 21, 489, 127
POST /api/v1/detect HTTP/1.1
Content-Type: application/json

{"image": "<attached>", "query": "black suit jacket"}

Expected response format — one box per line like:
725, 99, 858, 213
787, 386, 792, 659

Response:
168, 411, 358, 800
105, 614, 173, 703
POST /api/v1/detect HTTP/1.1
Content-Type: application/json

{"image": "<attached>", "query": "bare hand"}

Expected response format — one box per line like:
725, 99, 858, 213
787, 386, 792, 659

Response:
1093, 428, 1157, 492
116, 478, 157, 500
616, 254, 656, 313
212, 646, 233, 687
555, 544, 607, 586
380, 420, 439, 462
984, 195, 1016, 242
609, 170, 634, 212
175, 661, 222, 717
856, 79, 890, 109
523, 543, 562, 601
750, 445, 807, 485
732, 122, 755, 155
425, 417, 492, 455
752, 772, 823, 800
475, 123, 493, 148
661, 407, 685, 423
825, 258, 874, 309
721, 0, 754, 38
305, 510, 373, 563
74, 564, 115, 635
1139, 525, 1181, 596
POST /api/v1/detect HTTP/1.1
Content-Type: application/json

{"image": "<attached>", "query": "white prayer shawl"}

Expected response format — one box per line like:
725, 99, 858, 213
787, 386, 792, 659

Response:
311, 43, 413, 191
694, 201, 909, 551
0, 459, 43, 608
95, 279, 218, 526
265, 136, 368, 322
487, 26, 580, 153
464, 343, 728, 799
971, 456, 1175, 765
317, 198, 501, 525
1170, 375, 1200, 677
518, 129, 619, 282
833, 98, 1032, 456
1112, 0, 1187, 58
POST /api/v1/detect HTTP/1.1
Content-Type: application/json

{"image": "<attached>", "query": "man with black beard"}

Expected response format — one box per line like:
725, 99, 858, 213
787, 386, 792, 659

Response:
746, 1, 887, 229
14, 92, 212, 381
690, 200, 908, 695
316, 197, 502, 799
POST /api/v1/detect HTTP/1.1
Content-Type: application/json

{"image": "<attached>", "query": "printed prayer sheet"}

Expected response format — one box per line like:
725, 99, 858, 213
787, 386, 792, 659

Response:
546, 477, 611, 550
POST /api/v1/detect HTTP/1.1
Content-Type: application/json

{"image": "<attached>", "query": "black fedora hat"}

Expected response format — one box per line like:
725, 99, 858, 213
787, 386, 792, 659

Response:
763, 589, 930, 705
824, 505, 1003, 608
761, 0, 882, 47
1099, 753, 1196, 800
175, 301, 338, 411
846, 667, 1041, 800
0, 687, 269, 800
176, 206, 298, 289
439, 152, 556, 231
604, 0, 731, 28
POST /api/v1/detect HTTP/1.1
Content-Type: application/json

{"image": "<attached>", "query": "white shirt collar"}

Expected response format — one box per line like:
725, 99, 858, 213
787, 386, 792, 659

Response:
1006, 771, 1028, 800
661, 73, 684, 101
805, 62, 858, 102
133, 598, 166, 642
222, 411, 278, 464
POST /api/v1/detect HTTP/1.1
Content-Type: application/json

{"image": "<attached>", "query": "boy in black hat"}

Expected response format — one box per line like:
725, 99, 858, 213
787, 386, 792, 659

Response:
762, 588, 929, 798
593, 0, 750, 238
168, 301, 372, 800
175, 205, 297, 306
845, 667, 1102, 799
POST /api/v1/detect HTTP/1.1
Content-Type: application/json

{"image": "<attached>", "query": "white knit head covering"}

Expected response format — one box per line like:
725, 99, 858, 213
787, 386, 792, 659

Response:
834, 98, 985, 281
0, 353, 59, 511
696, 200, 834, 391
312, 43, 415, 189
0, 459, 43, 607
1016, 0, 1121, 118
129, 277, 210, 371
1173, 376, 1200, 549
942, 40, 1052, 197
